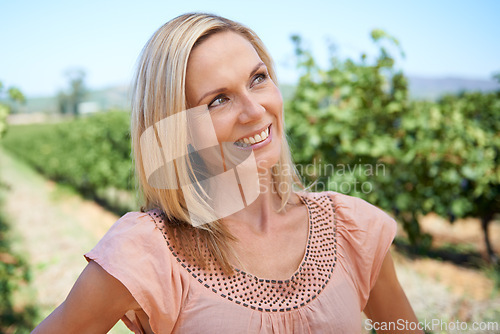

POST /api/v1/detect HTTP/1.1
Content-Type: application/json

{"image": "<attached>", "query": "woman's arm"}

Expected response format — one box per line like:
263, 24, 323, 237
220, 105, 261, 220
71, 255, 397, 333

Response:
363, 251, 424, 334
32, 260, 139, 334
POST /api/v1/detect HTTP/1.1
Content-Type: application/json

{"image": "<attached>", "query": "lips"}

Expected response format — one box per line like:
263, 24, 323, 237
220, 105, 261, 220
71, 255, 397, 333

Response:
234, 125, 271, 148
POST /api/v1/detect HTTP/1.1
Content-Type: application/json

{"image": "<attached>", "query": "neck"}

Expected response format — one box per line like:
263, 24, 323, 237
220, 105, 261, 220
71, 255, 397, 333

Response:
223, 168, 284, 234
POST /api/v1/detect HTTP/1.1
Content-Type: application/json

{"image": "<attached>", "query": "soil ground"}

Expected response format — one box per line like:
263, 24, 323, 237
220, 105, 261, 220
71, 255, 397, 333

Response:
1, 146, 499, 333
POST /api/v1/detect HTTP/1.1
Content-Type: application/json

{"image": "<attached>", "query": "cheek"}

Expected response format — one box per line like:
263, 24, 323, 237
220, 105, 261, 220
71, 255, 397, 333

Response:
267, 86, 284, 124
210, 117, 234, 143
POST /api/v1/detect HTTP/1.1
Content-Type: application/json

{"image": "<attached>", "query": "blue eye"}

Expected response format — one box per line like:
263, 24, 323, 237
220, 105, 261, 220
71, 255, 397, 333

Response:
208, 95, 228, 108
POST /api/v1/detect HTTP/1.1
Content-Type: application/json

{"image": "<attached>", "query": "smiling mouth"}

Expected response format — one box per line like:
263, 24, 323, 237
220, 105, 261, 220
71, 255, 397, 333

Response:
234, 125, 271, 148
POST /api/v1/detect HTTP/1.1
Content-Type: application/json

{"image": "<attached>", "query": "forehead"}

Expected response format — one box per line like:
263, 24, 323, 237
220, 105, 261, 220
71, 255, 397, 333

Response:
189, 31, 260, 67
186, 31, 263, 91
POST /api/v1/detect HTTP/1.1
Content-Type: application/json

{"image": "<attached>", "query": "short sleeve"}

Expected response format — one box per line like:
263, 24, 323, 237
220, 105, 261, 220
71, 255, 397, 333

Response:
327, 191, 397, 310
84, 211, 186, 334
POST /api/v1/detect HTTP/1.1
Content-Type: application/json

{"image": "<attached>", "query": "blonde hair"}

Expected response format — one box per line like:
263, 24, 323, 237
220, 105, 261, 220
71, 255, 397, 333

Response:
131, 13, 303, 273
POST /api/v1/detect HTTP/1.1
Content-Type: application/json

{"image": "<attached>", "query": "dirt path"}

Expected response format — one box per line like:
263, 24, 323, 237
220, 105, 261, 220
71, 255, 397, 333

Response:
1, 146, 499, 333
0, 147, 130, 333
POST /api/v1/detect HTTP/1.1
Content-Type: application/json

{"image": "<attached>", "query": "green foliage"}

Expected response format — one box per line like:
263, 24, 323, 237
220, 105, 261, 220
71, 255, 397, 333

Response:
0, 104, 9, 139
6, 87, 26, 104
287, 29, 424, 244
403, 92, 499, 221
286, 30, 499, 251
1, 111, 133, 203
0, 80, 26, 138
0, 182, 38, 332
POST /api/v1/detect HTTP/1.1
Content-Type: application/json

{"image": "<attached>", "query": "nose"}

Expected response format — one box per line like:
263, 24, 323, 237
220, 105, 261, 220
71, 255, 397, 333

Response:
237, 93, 266, 124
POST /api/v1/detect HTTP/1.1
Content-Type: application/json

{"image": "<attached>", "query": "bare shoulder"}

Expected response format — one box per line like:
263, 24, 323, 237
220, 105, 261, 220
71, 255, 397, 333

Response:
32, 260, 139, 333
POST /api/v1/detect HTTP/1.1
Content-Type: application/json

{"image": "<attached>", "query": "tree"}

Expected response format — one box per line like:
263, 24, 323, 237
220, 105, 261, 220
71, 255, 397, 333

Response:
434, 92, 499, 264
57, 68, 87, 116
493, 71, 500, 84
286, 31, 430, 246
0, 81, 25, 139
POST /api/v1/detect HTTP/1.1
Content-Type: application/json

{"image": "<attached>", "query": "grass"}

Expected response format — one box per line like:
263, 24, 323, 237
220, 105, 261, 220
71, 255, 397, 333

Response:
484, 265, 500, 297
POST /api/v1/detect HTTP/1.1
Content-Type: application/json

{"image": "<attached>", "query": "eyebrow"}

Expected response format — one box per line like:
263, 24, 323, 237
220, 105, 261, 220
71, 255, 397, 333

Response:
196, 61, 266, 105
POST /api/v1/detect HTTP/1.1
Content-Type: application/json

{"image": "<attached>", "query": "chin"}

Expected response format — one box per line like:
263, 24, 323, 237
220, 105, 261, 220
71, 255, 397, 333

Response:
257, 136, 282, 168
255, 153, 281, 173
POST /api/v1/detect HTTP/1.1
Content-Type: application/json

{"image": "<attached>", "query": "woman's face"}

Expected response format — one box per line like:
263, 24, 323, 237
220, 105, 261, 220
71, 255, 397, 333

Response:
185, 31, 283, 172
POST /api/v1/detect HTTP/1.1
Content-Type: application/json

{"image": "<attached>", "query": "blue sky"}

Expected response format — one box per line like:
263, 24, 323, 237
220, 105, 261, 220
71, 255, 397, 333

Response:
1, 0, 499, 97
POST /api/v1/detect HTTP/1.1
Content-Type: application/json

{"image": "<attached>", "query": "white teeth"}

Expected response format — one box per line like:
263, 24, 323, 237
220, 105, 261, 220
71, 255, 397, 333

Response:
235, 126, 271, 146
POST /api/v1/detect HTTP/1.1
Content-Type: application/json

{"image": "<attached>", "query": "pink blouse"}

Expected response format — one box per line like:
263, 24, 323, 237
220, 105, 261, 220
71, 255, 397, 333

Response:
85, 191, 397, 333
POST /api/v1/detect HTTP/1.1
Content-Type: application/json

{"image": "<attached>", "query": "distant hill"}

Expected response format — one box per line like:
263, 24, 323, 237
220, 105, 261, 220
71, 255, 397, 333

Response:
407, 75, 500, 100
5, 76, 500, 114
6, 85, 131, 114
281, 76, 500, 102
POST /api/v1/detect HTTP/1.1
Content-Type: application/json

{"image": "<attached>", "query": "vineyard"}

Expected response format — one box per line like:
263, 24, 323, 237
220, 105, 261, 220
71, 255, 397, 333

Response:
286, 31, 499, 261
2, 111, 136, 215
4, 30, 498, 261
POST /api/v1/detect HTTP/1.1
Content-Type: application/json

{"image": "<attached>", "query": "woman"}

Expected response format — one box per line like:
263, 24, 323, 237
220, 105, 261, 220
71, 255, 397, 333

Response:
33, 13, 421, 334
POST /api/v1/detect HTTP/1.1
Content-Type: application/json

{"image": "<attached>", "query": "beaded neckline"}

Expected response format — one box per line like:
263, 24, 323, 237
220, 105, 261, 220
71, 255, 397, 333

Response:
230, 193, 311, 284
148, 192, 338, 313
